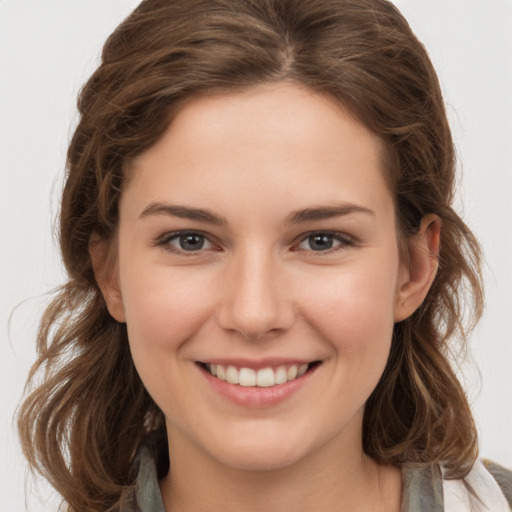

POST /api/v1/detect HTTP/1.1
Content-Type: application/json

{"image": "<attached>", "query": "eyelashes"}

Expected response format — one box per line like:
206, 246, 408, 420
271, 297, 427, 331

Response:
294, 232, 354, 252
154, 231, 217, 255
154, 230, 355, 256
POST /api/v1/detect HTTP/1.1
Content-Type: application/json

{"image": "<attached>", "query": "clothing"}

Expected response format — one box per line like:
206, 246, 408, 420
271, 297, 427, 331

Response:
118, 432, 512, 511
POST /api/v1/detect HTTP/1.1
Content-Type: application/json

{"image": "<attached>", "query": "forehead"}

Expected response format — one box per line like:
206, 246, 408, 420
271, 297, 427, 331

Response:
125, 82, 392, 220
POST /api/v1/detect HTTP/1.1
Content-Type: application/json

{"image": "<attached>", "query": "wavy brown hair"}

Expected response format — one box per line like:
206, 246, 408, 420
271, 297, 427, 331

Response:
18, 0, 484, 510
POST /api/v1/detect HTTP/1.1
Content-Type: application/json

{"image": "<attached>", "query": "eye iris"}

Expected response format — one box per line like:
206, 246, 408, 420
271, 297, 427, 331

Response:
179, 234, 204, 251
309, 234, 333, 251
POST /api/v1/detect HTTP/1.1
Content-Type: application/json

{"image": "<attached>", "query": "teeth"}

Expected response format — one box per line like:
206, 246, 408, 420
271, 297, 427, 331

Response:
275, 366, 288, 384
239, 368, 256, 386
226, 365, 239, 385
206, 363, 311, 387
297, 364, 308, 377
287, 365, 297, 380
256, 367, 275, 387
216, 364, 226, 381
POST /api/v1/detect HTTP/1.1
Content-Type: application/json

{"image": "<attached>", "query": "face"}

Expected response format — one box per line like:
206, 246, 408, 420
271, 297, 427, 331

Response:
100, 82, 429, 472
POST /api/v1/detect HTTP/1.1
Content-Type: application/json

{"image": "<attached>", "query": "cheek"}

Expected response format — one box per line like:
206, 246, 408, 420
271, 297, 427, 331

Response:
299, 261, 398, 358
120, 263, 217, 351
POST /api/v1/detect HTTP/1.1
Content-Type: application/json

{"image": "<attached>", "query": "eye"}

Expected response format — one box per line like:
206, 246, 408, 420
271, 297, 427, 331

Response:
158, 231, 215, 253
296, 232, 352, 252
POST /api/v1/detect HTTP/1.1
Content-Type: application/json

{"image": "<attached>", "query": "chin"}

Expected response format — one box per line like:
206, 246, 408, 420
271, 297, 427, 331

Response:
217, 444, 305, 472
202, 425, 318, 472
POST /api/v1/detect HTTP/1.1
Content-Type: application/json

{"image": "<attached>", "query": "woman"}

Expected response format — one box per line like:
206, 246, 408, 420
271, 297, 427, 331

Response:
17, 0, 512, 511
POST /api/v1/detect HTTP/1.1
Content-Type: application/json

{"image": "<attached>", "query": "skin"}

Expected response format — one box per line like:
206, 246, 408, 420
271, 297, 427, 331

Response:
93, 82, 440, 511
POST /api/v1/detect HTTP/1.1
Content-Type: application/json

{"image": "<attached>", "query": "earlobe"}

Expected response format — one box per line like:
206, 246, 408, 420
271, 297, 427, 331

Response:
89, 235, 126, 323
394, 214, 441, 322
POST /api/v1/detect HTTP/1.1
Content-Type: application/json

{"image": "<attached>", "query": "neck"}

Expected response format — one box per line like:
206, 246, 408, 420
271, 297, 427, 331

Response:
159, 423, 401, 512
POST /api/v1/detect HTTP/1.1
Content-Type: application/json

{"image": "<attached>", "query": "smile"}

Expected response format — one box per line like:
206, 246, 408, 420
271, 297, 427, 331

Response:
197, 360, 322, 407
200, 362, 319, 388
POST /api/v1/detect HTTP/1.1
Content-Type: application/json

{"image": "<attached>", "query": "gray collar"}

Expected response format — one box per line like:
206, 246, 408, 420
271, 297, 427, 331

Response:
119, 432, 447, 512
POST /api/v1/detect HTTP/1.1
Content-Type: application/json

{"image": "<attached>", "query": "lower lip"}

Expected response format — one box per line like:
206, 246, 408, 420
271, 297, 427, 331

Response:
198, 364, 318, 408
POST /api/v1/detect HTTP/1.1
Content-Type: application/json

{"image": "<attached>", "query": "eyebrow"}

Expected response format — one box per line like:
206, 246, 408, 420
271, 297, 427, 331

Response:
139, 202, 374, 226
140, 203, 228, 226
286, 204, 375, 224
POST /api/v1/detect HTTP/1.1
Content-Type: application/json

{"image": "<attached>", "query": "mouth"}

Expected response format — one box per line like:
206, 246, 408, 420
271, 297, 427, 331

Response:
197, 361, 322, 388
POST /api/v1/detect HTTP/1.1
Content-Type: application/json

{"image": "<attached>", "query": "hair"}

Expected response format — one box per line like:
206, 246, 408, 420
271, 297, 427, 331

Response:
18, 0, 484, 510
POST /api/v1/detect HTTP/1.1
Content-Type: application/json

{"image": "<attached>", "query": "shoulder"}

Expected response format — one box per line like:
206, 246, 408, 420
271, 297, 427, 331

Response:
402, 460, 512, 512
115, 430, 168, 512
482, 459, 512, 509
443, 459, 512, 512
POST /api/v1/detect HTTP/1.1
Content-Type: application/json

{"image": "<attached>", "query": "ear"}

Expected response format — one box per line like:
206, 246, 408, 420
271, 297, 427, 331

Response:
394, 214, 441, 322
89, 234, 126, 323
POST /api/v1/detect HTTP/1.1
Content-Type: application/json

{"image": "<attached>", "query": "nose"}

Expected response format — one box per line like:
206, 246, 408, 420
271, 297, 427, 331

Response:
216, 249, 295, 341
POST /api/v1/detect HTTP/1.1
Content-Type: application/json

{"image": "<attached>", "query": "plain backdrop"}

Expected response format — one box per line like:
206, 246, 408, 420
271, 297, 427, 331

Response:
1, 1, 511, 510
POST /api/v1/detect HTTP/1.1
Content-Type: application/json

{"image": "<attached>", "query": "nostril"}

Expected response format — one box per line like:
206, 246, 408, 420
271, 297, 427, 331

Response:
215, 270, 295, 340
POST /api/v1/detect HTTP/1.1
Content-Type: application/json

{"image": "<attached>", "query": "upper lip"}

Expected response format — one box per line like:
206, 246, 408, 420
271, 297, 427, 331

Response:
197, 358, 319, 370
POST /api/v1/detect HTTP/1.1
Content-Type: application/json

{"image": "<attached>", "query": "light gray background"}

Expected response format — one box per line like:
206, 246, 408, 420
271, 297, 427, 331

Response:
1, 1, 511, 510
